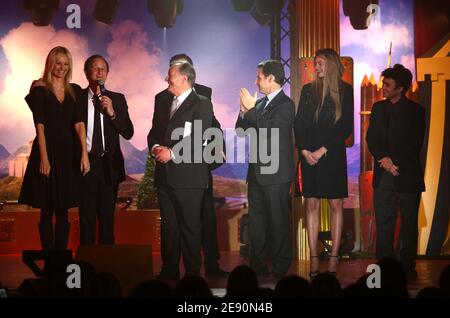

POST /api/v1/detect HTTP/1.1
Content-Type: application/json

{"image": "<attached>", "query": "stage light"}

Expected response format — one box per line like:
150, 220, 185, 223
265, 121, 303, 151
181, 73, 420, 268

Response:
230, 0, 255, 12
238, 0, 284, 27
343, 0, 379, 30
147, 0, 184, 28
250, 3, 271, 26
22, 0, 59, 27
255, 0, 273, 15
93, 0, 121, 26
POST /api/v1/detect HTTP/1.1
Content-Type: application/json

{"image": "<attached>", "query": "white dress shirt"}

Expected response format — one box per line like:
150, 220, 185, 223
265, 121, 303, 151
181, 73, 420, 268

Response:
266, 87, 283, 105
87, 88, 105, 153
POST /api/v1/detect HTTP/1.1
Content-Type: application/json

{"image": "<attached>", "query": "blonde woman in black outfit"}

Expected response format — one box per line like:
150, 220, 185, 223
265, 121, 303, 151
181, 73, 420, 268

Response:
19, 46, 89, 250
294, 48, 354, 277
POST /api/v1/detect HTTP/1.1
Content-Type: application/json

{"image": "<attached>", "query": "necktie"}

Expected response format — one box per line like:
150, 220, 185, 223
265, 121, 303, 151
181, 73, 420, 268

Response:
169, 97, 179, 119
91, 98, 104, 155
257, 96, 269, 113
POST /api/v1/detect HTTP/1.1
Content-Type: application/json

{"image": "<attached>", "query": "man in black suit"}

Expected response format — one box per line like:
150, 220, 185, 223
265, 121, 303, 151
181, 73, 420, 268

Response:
236, 60, 295, 279
152, 54, 228, 277
147, 61, 214, 279
366, 64, 425, 280
79, 55, 134, 245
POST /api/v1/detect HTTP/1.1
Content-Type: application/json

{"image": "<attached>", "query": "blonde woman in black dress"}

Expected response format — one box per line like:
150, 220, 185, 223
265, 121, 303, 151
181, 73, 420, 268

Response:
294, 48, 354, 277
19, 46, 90, 250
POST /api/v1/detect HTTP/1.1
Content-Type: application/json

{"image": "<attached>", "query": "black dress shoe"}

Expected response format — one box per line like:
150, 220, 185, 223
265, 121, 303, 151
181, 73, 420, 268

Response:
155, 271, 180, 280
205, 267, 230, 277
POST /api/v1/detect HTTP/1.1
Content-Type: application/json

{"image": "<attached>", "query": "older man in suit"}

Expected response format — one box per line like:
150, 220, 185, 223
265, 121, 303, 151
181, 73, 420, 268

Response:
148, 61, 213, 280
152, 54, 228, 277
236, 60, 295, 279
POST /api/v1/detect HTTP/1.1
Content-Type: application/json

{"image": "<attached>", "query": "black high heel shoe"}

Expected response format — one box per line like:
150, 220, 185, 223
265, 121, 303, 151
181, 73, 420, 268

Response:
309, 255, 319, 279
326, 255, 339, 275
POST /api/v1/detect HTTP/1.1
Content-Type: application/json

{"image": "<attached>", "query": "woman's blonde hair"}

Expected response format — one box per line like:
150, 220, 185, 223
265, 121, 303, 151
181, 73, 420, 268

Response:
42, 46, 75, 100
313, 48, 343, 123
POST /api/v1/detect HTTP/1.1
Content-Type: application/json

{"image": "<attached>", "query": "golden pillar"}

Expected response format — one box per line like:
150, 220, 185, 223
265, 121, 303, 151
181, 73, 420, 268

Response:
291, 0, 341, 261
416, 39, 450, 255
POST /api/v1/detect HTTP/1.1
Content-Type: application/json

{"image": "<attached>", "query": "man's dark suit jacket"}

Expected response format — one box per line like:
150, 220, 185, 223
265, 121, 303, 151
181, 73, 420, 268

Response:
153, 84, 224, 171
80, 88, 134, 185
235, 90, 295, 186
147, 89, 213, 189
366, 96, 425, 193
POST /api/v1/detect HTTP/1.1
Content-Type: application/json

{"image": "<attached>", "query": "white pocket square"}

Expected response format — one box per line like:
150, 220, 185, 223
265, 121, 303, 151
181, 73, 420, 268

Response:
183, 121, 192, 137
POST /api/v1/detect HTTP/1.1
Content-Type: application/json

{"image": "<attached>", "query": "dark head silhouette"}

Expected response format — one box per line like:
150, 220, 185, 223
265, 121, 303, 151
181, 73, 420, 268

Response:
226, 265, 259, 297
175, 274, 213, 298
311, 273, 342, 298
128, 279, 174, 298
275, 275, 312, 298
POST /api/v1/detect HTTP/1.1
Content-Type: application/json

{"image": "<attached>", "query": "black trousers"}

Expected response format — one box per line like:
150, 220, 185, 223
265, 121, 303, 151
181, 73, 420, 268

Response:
201, 175, 220, 268
374, 172, 421, 271
157, 186, 204, 275
248, 181, 292, 276
39, 208, 69, 250
79, 155, 117, 245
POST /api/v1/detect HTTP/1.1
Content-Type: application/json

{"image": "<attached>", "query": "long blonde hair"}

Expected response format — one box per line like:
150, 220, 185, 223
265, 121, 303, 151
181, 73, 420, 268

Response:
313, 48, 343, 123
42, 46, 75, 100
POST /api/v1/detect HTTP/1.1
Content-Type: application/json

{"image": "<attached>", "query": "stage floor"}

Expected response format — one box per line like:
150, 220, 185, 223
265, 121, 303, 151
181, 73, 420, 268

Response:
0, 252, 448, 297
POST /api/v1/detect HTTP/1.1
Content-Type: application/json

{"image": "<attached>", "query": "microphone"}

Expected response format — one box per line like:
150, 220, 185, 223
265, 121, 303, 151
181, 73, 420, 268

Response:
97, 80, 106, 97
96, 80, 107, 114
